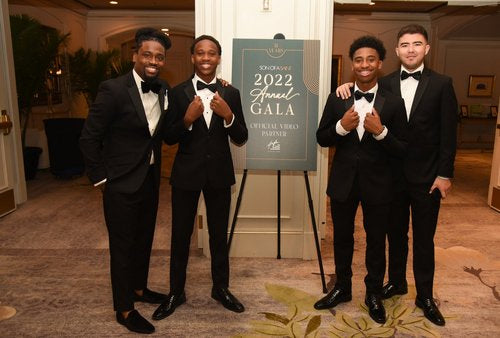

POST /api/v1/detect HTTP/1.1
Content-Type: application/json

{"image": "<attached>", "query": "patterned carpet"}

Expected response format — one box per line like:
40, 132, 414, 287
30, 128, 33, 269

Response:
0, 149, 499, 337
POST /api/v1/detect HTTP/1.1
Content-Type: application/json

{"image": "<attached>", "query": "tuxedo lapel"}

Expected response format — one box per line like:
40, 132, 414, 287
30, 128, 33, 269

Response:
344, 89, 355, 113
126, 72, 148, 127
183, 79, 196, 101
183, 79, 209, 132
216, 80, 226, 99
390, 72, 401, 98
207, 80, 228, 131
374, 89, 386, 117
152, 84, 168, 138
409, 68, 430, 119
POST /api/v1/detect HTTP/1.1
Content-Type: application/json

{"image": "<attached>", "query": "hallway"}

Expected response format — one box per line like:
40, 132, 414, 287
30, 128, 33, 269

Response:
0, 149, 498, 337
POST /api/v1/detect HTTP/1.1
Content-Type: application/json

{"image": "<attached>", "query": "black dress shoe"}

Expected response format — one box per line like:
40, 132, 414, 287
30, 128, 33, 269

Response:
211, 287, 245, 313
381, 282, 408, 299
134, 288, 168, 304
152, 292, 186, 320
365, 294, 386, 324
116, 310, 155, 334
313, 287, 352, 310
415, 297, 445, 326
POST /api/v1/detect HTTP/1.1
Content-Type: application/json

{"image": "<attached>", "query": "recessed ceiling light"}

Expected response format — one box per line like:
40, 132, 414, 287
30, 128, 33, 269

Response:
369, 2, 375, 5
161, 28, 169, 32
110, 1, 118, 5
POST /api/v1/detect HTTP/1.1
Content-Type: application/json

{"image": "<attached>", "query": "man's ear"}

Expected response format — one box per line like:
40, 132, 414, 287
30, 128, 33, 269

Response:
424, 44, 430, 56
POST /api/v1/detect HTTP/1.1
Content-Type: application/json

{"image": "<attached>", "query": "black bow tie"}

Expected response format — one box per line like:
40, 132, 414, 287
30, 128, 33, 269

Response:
401, 70, 422, 81
196, 80, 217, 93
141, 80, 162, 94
354, 90, 374, 103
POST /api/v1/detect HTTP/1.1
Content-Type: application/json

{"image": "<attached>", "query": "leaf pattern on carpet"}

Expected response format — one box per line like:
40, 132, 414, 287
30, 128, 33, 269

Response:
236, 284, 445, 337
436, 246, 500, 302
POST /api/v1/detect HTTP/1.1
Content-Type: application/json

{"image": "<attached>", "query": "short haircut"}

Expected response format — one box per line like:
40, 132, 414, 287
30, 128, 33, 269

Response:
348, 35, 386, 61
190, 35, 222, 55
135, 27, 171, 51
397, 24, 429, 43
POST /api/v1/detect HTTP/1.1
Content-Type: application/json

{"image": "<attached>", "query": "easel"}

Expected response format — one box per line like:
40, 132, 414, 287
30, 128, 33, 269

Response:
227, 169, 328, 294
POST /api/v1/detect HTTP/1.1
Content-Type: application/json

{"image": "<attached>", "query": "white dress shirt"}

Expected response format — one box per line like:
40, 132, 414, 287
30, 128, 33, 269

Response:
400, 64, 424, 121
336, 83, 387, 140
94, 71, 165, 187
133, 69, 164, 164
191, 74, 234, 129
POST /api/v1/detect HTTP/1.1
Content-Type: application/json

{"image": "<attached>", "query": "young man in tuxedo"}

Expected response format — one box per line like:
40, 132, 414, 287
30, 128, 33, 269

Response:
336, 24, 458, 326
80, 28, 171, 334
152, 35, 248, 321
314, 36, 407, 324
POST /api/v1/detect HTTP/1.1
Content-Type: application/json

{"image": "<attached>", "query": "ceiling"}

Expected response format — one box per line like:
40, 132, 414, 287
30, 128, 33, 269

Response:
8, 0, 493, 13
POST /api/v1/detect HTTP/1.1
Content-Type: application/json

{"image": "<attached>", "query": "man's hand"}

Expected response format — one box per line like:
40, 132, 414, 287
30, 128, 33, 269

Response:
340, 105, 359, 131
336, 82, 354, 100
430, 177, 452, 199
210, 92, 233, 124
364, 108, 384, 135
184, 95, 204, 127
218, 78, 230, 87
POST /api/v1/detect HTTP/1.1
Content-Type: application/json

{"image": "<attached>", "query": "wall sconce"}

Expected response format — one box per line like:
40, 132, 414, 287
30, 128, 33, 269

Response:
263, 0, 271, 11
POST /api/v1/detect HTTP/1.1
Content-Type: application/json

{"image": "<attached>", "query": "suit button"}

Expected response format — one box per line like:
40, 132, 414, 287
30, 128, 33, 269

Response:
207, 155, 211, 159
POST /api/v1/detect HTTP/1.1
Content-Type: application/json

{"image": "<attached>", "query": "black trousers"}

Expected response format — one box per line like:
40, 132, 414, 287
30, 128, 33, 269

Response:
331, 178, 390, 294
169, 185, 231, 294
103, 166, 158, 312
387, 182, 441, 299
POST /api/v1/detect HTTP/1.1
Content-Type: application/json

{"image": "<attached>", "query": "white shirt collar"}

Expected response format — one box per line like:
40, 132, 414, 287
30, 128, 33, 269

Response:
354, 82, 378, 94
132, 69, 143, 91
401, 63, 424, 75
193, 73, 217, 85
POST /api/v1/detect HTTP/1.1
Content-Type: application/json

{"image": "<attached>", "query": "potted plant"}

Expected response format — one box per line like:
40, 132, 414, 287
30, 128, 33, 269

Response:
39, 48, 133, 178
9, 14, 70, 179
68, 47, 133, 107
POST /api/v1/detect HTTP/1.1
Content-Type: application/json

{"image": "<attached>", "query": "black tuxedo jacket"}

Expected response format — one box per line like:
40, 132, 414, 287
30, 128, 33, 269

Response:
379, 68, 457, 184
80, 71, 170, 193
316, 87, 407, 204
165, 77, 248, 190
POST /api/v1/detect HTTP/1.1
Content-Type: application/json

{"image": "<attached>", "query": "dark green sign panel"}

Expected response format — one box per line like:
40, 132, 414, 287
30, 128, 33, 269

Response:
232, 39, 319, 171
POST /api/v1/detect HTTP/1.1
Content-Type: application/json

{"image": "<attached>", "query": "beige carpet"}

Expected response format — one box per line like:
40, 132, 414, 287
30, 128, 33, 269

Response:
0, 149, 498, 337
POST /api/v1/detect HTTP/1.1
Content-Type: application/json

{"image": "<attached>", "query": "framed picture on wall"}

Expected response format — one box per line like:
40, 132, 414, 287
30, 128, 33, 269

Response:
468, 75, 495, 97
331, 55, 342, 93
460, 105, 468, 117
491, 105, 498, 117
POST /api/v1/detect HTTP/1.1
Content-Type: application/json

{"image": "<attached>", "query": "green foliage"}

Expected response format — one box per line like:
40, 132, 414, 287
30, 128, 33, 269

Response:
68, 47, 133, 106
9, 14, 70, 146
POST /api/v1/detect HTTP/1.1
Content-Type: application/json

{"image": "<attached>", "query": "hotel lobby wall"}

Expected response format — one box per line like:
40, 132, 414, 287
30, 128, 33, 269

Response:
7, 6, 195, 126
332, 13, 431, 85
332, 12, 499, 149
195, 0, 334, 259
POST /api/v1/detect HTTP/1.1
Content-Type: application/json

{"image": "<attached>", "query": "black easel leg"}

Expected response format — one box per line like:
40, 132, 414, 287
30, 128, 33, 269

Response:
277, 170, 281, 259
227, 169, 248, 252
304, 171, 327, 293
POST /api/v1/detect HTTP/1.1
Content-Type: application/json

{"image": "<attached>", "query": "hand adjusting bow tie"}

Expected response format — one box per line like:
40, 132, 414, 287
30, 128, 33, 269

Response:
400, 70, 422, 81
196, 80, 217, 93
141, 80, 162, 94
354, 90, 374, 103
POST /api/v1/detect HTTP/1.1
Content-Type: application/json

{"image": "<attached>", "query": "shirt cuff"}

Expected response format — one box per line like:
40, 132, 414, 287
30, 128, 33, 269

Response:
223, 114, 235, 128
437, 176, 450, 180
94, 178, 107, 187
335, 120, 350, 136
373, 126, 388, 140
